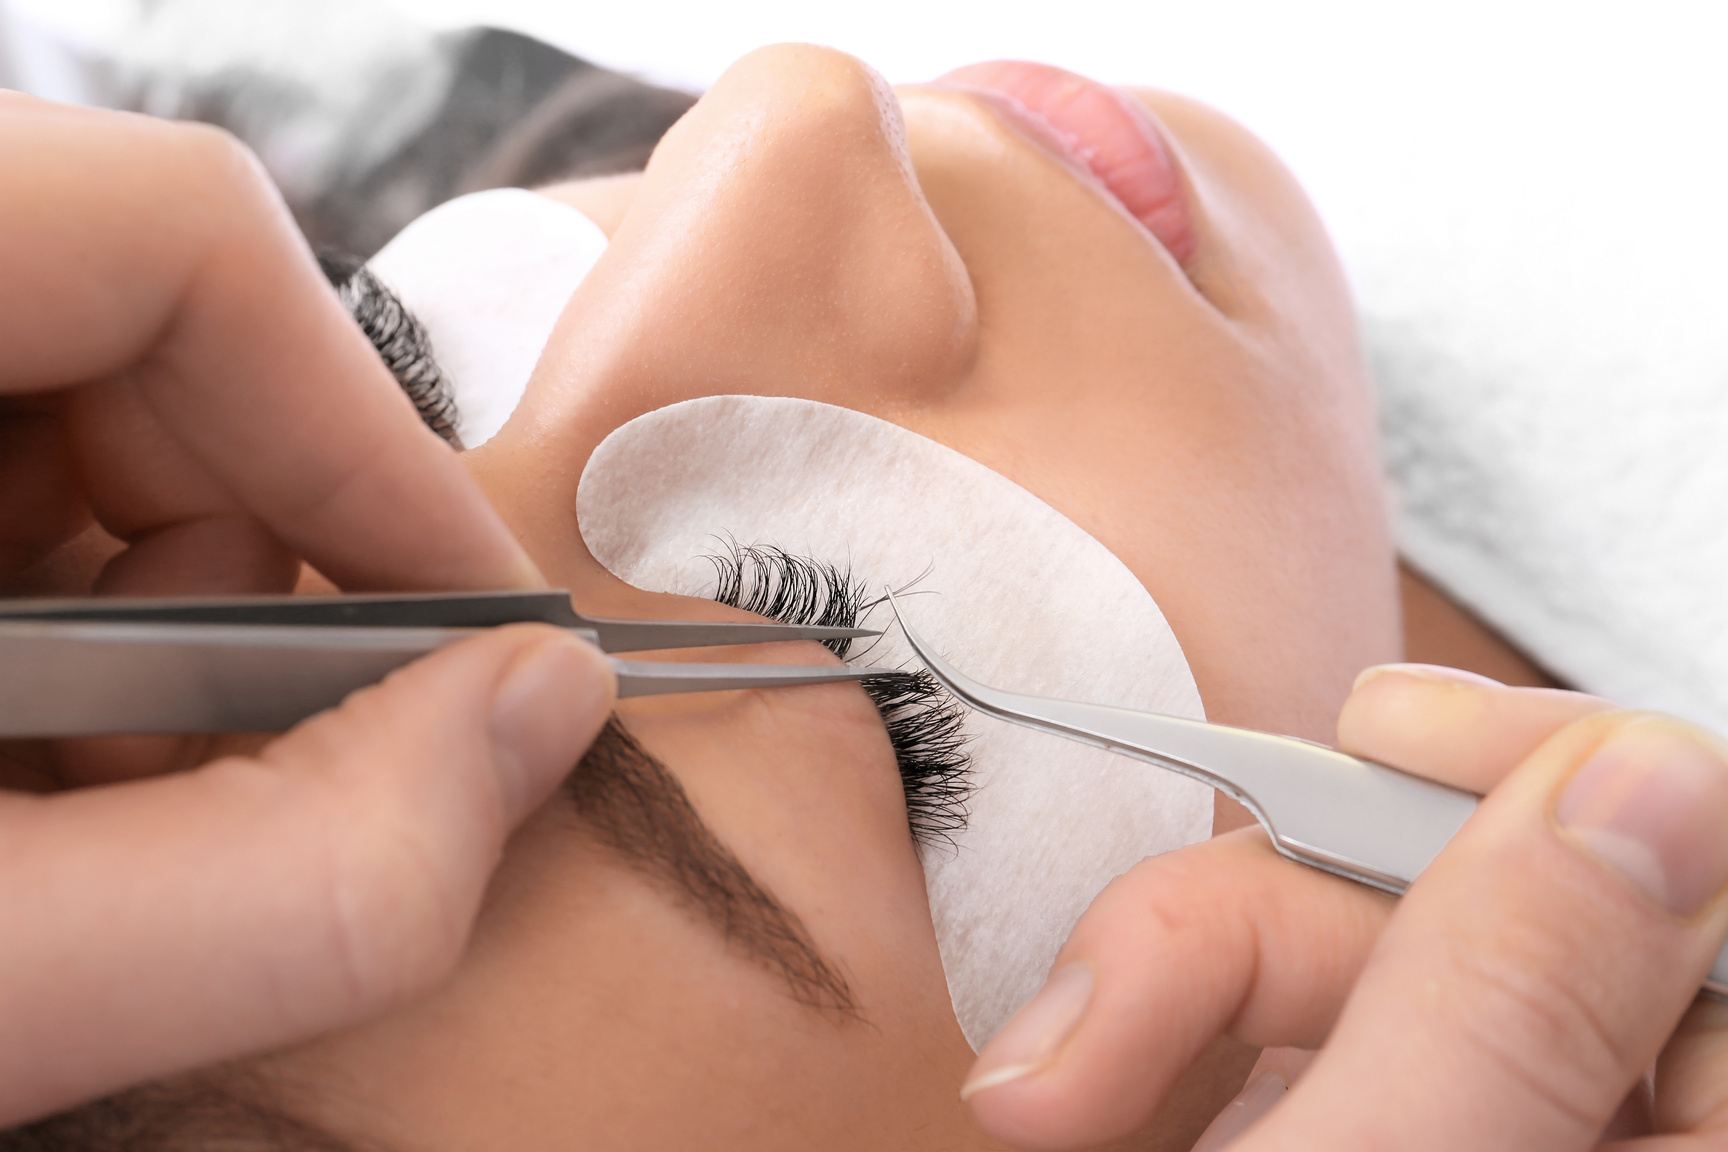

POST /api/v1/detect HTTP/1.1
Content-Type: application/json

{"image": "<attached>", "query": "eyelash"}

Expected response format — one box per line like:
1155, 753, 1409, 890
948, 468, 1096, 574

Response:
316, 262, 973, 841
704, 540, 972, 846
319, 250, 465, 449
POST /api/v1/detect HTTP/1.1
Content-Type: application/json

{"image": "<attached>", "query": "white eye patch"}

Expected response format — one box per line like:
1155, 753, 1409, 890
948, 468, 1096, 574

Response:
577, 395, 1212, 1049
367, 188, 608, 449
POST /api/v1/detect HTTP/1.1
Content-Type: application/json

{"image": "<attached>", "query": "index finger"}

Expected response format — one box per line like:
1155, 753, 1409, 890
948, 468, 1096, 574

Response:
1339, 664, 1615, 793
0, 94, 540, 592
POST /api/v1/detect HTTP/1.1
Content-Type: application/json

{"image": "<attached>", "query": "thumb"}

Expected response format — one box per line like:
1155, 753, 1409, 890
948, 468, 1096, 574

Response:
1245, 711, 1728, 1152
0, 624, 613, 1126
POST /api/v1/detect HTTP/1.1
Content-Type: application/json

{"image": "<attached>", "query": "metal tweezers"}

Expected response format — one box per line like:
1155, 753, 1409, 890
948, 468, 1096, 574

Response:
885, 591, 1728, 1001
0, 589, 896, 738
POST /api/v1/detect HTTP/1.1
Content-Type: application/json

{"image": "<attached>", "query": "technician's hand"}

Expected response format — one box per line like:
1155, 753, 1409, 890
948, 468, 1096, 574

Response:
959, 667, 1728, 1150
0, 94, 615, 1124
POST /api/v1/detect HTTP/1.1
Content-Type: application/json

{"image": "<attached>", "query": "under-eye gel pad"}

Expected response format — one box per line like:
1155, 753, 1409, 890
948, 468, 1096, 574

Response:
367, 188, 608, 449
576, 395, 1212, 1049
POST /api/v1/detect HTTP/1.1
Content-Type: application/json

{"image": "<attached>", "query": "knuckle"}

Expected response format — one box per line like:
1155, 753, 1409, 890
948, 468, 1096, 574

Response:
162, 121, 257, 186
155, 121, 281, 234
1089, 853, 1205, 939
1448, 935, 1629, 1134
1126, 877, 1203, 941
1097, 851, 1259, 981
270, 685, 482, 1011
304, 770, 472, 1010
318, 809, 470, 1009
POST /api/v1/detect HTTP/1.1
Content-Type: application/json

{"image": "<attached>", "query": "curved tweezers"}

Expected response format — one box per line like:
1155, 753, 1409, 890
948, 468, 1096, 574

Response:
885, 590, 1728, 1002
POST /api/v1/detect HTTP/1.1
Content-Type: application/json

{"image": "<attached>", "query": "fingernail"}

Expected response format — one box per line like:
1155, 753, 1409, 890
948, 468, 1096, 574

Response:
489, 633, 615, 821
1191, 1070, 1288, 1152
960, 962, 1094, 1101
1352, 663, 1503, 691
1555, 718, 1728, 916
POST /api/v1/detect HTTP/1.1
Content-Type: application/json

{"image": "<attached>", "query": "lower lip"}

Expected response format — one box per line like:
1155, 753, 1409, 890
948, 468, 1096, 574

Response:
937, 61, 1196, 265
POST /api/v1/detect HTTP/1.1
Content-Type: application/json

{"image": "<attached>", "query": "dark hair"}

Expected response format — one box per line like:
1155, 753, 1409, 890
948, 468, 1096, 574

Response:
0, 1072, 362, 1152
293, 28, 694, 258
315, 252, 463, 448
703, 541, 971, 845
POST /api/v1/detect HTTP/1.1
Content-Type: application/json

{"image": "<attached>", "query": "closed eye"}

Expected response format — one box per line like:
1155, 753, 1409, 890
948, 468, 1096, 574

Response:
703, 540, 972, 846
319, 250, 464, 449
321, 265, 975, 843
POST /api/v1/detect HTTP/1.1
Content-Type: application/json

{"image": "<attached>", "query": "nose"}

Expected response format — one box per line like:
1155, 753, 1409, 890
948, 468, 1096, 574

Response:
524, 43, 978, 440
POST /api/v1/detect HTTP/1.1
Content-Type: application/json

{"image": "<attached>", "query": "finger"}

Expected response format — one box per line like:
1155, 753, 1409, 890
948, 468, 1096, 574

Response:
0, 94, 537, 592
46, 374, 302, 782
67, 377, 299, 595
0, 625, 615, 1126
0, 521, 123, 600
961, 828, 1393, 1148
1246, 711, 1728, 1151
1189, 1046, 1313, 1152
0, 397, 89, 578
1340, 663, 1615, 793
1652, 998, 1728, 1135
1190, 1068, 1289, 1152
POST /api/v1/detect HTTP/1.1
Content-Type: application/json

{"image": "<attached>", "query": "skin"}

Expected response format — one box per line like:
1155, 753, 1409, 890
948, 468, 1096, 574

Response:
248, 44, 1402, 1152
1397, 562, 1556, 689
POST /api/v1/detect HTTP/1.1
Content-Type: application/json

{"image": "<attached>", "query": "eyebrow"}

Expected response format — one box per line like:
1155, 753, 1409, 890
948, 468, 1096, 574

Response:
561, 718, 857, 1015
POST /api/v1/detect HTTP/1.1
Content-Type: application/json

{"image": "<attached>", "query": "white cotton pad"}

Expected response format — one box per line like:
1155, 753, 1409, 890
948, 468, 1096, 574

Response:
366, 188, 608, 449
576, 395, 1213, 1049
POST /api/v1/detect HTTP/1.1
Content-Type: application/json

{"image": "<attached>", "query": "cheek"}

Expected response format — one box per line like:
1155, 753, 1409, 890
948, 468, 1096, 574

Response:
277, 820, 943, 1150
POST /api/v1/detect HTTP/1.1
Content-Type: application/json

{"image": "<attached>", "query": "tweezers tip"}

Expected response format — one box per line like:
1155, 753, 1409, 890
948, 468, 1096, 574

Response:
882, 587, 910, 631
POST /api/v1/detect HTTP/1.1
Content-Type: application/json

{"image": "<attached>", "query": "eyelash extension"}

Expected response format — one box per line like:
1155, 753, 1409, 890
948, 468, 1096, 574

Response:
703, 540, 973, 846
706, 542, 866, 658
316, 250, 465, 449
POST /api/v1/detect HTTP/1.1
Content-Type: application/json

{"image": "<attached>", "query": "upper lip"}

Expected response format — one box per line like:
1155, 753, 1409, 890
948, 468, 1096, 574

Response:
926, 61, 1196, 264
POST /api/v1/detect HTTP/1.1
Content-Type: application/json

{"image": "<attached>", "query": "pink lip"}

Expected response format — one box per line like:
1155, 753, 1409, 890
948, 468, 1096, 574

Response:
937, 61, 1196, 265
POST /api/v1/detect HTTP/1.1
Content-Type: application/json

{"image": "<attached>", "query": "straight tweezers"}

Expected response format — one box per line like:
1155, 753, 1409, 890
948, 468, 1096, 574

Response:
0, 590, 892, 737
0, 589, 877, 653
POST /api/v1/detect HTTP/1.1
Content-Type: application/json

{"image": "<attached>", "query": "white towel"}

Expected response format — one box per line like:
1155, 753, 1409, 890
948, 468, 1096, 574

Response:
1372, 304, 1728, 733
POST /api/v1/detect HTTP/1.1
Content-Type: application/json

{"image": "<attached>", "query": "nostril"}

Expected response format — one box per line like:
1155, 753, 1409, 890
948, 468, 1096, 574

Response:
938, 61, 1197, 266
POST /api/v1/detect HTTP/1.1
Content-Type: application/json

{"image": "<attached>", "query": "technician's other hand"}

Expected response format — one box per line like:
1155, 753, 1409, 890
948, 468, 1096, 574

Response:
960, 667, 1728, 1150
0, 94, 616, 1125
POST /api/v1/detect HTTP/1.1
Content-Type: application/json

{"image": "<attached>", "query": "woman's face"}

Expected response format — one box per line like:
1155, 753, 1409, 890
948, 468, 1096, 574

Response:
259, 46, 1399, 1152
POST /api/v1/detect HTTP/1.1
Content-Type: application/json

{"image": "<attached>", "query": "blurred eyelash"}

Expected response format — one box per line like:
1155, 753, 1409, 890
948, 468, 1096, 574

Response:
705, 540, 972, 847
317, 250, 465, 449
